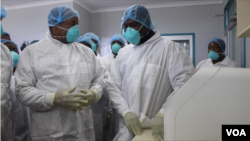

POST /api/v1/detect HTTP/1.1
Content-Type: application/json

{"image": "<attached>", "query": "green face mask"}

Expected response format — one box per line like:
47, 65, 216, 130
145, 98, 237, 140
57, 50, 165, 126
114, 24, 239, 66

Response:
11, 51, 20, 67
91, 42, 97, 52
53, 25, 80, 43
0, 21, 3, 36
111, 43, 122, 54
122, 26, 142, 45
208, 50, 224, 60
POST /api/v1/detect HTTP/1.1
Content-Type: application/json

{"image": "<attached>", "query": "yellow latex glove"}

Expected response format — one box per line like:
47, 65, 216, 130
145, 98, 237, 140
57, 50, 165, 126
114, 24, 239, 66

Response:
51, 87, 87, 111
80, 89, 99, 107
123, 112, 142, 135
151, 113, 164, 141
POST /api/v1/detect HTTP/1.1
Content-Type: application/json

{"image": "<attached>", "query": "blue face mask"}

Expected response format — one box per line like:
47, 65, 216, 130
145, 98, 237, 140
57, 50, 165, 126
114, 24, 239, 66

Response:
209, 50, 224, 60
122, 25, 143, 45
112, 43, 122, 54
91, 42, 97, 52
55, 25, 80, 43
0, 21, 3, 36
11, 51, 20, 67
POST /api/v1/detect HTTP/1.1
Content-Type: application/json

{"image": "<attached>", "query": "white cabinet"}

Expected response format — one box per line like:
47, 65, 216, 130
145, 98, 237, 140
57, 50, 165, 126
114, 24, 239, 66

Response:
237, 0, 250, 37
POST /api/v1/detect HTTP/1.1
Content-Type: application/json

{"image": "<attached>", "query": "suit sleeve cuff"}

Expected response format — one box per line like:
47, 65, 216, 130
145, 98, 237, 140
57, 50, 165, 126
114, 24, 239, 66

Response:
45, 93, 54, 107
92, 89, 99, 101
121, 108, 132, 117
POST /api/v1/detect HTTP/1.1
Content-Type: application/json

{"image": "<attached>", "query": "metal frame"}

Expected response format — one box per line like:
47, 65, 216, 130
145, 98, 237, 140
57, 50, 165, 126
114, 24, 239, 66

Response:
224, 0, 235, 29
161, 33, 195, 67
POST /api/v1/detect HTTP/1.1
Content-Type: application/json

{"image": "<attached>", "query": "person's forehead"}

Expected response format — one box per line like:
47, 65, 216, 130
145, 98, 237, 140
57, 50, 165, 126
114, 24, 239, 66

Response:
209, 41, 220, 47
124, 18, 140, 25
4, 42, 16, 48
62, 17, 79, 23
1, 35, 11, 40
112, 40, 122, 44
81, 41, 90, 45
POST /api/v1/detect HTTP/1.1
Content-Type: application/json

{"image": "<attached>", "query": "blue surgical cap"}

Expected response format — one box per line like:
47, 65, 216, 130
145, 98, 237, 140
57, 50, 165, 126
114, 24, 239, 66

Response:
209, 38, 226, 53
2, 31, 10, 36
48, 5, 79, 26
30, 40, 39, 45
1, 6, 7, 19
77, 35, 89, 43
77, 36, 94, 47
121, 4, 155, 30
110, 34, 125, 46
83, 32, 100, 48
1, 39, 18, 50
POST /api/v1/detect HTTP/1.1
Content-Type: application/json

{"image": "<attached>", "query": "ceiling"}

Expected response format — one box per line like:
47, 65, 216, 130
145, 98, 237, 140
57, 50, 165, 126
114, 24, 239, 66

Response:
2, 0, 51, 6
2, 0, 224, 13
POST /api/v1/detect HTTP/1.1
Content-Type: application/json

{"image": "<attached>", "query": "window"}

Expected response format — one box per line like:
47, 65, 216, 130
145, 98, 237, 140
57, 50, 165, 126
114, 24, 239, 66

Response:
224, 0, 246, 67
161, 33, 195, 66
224, 0, 236, 28
173, 40, 190, 55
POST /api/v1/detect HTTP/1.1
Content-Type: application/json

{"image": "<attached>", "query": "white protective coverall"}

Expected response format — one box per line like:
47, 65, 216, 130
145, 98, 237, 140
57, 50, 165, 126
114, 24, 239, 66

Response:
1, 43, 13, 141
107, 31, 194, 140
15, 31, 105, 141
196, 56, 241, 68
96, 52, 101, 59
8, 75, 32, 141
102, 53, 115, 63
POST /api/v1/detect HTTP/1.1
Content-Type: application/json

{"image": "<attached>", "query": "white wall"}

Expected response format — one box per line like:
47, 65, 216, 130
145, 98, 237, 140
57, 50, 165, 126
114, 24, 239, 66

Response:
91, 11, 124, 56
90, 4, 225, 66
73, 2, 91, 35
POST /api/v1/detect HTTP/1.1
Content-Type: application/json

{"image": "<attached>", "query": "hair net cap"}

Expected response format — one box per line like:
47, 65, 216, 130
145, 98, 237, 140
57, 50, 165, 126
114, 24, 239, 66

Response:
48, 5, 79, 26
83, 32, 100, 48
121, 4, 155, 30
209, 38, 226, 52
77, 36, 91, 44
1, 6, 7, 19
110, 34, 125, 46
30, 40, 39, 45
1, 39, 18, 50
2, 31, 10, 36
77, 36, 96, 49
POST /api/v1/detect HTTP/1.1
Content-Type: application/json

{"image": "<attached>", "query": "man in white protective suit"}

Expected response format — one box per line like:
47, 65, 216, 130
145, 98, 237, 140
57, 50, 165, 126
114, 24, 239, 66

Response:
0, 6, 13, 141
1, 39, 32, 141
14, 5, 105, 141
1, 43, 13, 141
107, 4, 195, 141
102, 34, 126, 63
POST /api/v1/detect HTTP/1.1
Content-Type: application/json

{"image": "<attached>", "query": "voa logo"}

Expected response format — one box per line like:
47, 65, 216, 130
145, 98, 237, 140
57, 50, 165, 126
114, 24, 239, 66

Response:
226, 129, 246, 136
222, 125, 250, 141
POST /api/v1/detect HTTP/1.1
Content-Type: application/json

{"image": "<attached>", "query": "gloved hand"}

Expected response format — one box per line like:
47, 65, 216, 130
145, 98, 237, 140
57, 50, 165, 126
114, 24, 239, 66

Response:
151, 113, 164, 141
123, 112, 142, 135
52, 87, 87, 111
80, 89, 99, 107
